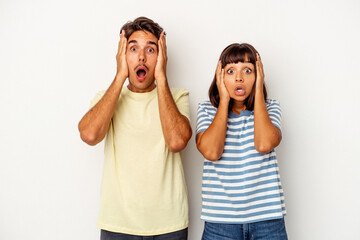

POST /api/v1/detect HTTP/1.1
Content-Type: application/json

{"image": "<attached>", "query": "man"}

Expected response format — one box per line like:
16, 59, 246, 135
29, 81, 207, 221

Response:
78, 17, 192, 239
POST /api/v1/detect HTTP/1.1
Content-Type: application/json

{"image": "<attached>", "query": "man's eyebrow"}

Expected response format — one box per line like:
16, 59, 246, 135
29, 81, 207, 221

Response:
127, 40, 158, 47
148, 41, 158, 47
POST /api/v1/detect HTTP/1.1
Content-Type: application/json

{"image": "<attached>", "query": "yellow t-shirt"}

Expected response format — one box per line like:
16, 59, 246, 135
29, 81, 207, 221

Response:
90, 86, 190, 235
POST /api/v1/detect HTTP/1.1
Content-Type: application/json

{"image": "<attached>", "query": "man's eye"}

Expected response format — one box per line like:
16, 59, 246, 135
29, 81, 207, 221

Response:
245, 68, 252, 73
147, 48, 154, 53
227, 69, 234, 74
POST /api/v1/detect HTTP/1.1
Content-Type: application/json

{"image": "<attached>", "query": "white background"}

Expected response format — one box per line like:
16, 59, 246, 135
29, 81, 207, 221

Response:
1, 0, 360, 239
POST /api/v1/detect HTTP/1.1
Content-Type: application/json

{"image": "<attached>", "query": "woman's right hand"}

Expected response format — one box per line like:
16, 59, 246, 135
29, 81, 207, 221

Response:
216, 61, 230, 103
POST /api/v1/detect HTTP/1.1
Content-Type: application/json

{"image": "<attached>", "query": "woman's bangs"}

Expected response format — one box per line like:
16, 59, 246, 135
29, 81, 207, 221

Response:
222, 46, 256, 66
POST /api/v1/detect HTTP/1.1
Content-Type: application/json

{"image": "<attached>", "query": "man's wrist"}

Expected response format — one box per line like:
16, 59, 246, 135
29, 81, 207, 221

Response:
155, 76, 167, 86
115, 73, 127, 83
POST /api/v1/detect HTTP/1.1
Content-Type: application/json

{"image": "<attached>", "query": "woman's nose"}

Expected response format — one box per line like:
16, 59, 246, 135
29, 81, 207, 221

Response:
235, 72, 244, 82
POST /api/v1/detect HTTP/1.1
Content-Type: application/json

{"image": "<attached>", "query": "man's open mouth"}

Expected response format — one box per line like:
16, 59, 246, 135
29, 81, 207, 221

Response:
135, 66, 148, 81
136, 69, 147, 78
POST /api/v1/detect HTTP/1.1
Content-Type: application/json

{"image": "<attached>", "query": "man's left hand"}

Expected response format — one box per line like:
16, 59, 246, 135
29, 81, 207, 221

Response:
155, 32, 167, 83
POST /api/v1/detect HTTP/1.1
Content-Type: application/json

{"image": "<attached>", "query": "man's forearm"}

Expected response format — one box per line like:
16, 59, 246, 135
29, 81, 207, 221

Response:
157, 79, 192, 152
78, 74, 126, 145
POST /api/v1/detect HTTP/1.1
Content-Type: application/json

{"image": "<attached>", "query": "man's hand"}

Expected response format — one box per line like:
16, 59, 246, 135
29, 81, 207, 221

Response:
116, 30, 128, 81
78, 31, 129, 146
155, 32, 167, 83
154, 32, 192, 152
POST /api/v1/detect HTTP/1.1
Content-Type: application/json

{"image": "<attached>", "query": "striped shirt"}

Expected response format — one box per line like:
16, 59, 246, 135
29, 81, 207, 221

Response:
196, 99, 286, 224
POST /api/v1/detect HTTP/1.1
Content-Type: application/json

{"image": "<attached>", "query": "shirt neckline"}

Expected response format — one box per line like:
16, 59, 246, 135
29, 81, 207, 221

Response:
123, 86, 157, 100
228, 109, 252, 118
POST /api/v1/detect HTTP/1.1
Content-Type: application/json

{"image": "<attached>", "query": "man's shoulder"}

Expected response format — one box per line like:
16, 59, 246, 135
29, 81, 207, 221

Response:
169, 87, 189, 99
90, 90, 106, 108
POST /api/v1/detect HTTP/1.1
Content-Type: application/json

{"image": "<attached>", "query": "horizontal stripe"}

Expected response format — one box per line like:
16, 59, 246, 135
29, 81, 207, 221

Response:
202, 190, 284, 201
203, 168, 280, 181
224, 136, 254, 145
202, 207, 285, 219
202, 185, 283, 198
202, 185, 282, 197
202, 203, 284, 215
204, 160, 277, 173
203, 196, 285, 208
205, 153, 276, 167
202, 193, 285, 205
225, 131, 254, 138
201, 211, 286, 223
202, 176, 281, 190
203, 174, 280, 188
204, 162, 278, 176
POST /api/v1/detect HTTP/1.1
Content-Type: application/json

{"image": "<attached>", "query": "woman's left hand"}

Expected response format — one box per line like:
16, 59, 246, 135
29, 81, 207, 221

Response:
255, 53, 265, 93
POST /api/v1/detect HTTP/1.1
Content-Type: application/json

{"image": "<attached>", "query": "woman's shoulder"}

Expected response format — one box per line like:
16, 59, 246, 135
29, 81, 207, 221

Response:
198, 100, 216, 110
265, 99, 282, 115
197, 100, 217, 116
266, 99, 281, 107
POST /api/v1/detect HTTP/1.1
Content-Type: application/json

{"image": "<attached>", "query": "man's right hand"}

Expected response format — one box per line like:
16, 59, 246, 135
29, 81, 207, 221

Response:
116, 30, 128, 80
78, 30, 129, 146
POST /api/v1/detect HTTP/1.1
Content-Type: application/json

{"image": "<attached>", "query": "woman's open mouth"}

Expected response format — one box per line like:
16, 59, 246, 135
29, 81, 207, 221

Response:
235, 86, 245, 96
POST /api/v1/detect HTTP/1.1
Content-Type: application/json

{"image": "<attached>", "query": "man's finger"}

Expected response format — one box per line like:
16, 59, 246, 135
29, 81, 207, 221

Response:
162, 32, 167, 58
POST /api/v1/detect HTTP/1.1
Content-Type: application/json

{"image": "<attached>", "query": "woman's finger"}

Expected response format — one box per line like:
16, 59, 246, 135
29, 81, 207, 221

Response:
216, 61, 222, 82
221, 69, 225, 86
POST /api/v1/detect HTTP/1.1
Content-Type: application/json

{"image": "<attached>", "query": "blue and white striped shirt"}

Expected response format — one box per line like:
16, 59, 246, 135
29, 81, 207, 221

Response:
196, 99, 286, 224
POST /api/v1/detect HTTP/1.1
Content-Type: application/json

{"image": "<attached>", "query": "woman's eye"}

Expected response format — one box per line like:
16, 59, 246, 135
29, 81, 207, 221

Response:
245, 68, 252, 73
227, 69, 234, 74
130, 47, 136, 51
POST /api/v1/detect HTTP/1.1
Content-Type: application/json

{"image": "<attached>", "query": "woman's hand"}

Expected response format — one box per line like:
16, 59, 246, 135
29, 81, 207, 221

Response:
216, 61, 230, 103
255, 53, 265, 94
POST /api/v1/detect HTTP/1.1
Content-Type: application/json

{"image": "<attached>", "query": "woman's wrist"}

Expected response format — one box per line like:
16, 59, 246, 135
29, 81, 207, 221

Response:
218, 99, 230, 112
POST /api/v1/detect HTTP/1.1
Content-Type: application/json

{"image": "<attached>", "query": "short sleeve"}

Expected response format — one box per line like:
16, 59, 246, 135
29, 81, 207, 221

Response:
266, 99, 282, 132
90, 90, 106, 109
196, 102, 214, 134
172, 88, 190, 122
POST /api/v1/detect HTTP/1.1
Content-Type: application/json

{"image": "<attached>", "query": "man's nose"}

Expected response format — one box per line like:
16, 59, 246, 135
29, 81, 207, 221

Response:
138, 50, 146, 62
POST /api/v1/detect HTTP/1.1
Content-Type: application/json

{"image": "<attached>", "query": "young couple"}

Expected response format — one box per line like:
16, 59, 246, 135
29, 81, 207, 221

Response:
78, 17, 287, 240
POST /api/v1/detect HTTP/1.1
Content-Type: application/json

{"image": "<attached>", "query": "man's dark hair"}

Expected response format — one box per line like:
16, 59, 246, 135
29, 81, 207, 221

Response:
209, 43, 267, 111
120, 17, 164, 40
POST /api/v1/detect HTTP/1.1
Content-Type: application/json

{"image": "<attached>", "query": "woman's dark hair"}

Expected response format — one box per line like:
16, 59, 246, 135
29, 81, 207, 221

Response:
120, 16, 163, 40
209, 43, 267, 111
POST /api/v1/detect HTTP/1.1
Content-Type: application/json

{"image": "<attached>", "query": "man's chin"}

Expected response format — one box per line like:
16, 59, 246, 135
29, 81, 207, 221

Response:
127, 80, 156, 93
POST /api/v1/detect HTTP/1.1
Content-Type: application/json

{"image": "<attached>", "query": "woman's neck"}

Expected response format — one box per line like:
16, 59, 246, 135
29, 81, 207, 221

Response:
231, 101, 246, 115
